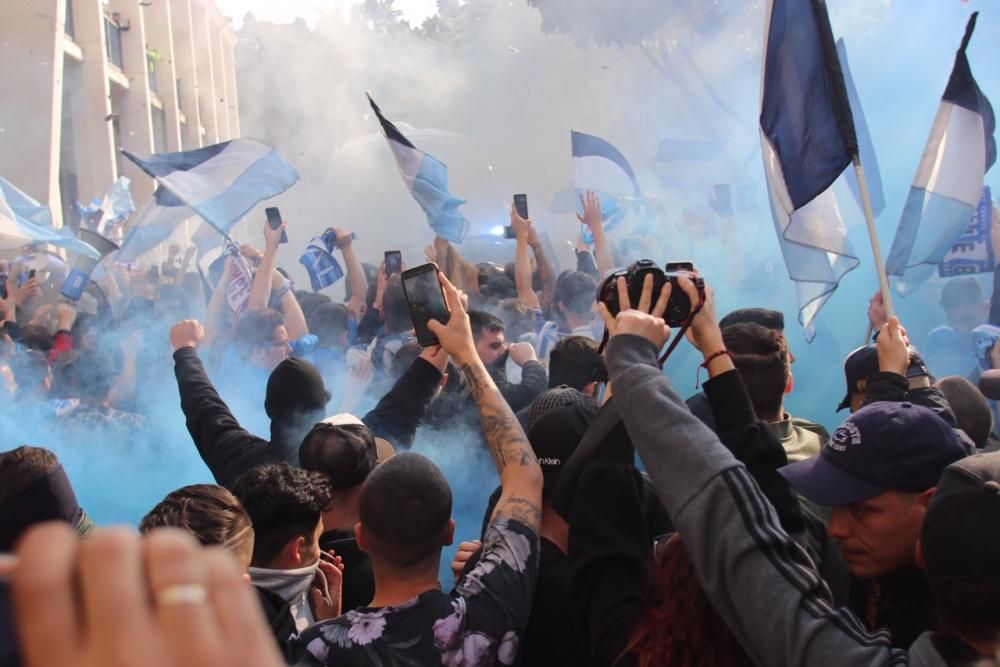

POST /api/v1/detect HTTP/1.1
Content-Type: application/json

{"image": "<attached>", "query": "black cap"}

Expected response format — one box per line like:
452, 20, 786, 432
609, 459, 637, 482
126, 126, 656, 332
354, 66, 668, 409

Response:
779, 402, 966, 506
299, 414, 378, 491
837, 344, 931, 412
525, 386, 599, 433
264, 357, 331, 422
921, 453, 1000, 587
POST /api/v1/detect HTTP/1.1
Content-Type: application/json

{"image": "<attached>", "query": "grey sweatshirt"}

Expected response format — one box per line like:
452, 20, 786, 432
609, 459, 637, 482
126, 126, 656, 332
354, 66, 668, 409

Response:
607, 334, 961, 667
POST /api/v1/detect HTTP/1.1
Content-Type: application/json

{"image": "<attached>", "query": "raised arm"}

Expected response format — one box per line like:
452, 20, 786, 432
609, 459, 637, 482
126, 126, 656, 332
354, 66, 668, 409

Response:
528, 227, 556, 313
428, 272, 543, 532
331, 227, 368, 321
511, 206, 540, 309
248, 218, 284, 311
578, 191, 614, 277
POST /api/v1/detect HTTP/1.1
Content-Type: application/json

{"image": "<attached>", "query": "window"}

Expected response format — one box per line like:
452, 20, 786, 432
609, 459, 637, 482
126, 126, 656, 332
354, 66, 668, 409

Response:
104, 16, 124, 69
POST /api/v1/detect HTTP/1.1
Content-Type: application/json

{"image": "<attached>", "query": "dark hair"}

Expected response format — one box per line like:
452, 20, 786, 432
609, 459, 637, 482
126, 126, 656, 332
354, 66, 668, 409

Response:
383, 275, 412, 334
0, 446, 59, 504
140, 484, 254, 559
934, 376, 992, 449
626, 535, 753, 667
941, 277, 983, 308
234, 308, 285, 356
554, 271, 597, 319
549, 336, 606, 389
300, 422, 378, 491
468, 310, 505, 341
722, 323, 789, 421
300, 292, 333, 327
18, 325, 54, 352
72, 351, 117, 401
70, 313, 99, 348
496, 298, 535, 342
232, 463, 332, 567
719, 307, 785, 332
310, 302, 350, 347
359, 452, 452, 569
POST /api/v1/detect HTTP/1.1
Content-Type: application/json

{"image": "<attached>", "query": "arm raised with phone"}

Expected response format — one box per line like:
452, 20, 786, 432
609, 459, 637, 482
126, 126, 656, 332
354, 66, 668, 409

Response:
428, 273, 543, 533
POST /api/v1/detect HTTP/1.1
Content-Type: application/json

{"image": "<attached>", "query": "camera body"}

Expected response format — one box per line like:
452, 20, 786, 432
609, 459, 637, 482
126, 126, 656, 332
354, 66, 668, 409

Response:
597, 260, 704, 327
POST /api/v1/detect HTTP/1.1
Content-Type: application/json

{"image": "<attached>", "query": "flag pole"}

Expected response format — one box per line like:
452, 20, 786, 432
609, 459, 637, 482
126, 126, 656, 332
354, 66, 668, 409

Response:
853, 157, 895, 319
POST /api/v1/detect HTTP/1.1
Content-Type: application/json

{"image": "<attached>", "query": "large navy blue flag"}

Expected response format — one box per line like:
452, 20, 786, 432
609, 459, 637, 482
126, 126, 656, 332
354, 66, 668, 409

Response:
367, 95, 469, 243
122, 138, 299, 237
759, 0, 860, 341
838, 39, 885, 218
886, 13, 996, 295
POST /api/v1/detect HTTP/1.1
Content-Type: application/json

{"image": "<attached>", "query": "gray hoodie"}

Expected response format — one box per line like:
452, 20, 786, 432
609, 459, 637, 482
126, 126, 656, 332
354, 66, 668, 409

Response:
607, 333, 973, 667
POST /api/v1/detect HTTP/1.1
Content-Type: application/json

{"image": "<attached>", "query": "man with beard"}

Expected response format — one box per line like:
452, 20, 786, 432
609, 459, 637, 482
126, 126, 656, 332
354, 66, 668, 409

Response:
468, 310, 547, 412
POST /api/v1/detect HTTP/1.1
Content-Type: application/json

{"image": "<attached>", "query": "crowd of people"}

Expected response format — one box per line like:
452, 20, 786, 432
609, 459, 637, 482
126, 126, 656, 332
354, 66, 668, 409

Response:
2, 191, 1000, 667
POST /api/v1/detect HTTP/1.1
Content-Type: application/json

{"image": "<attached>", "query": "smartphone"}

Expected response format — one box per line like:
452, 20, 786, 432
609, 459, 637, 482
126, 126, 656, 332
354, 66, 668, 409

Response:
513, 193, 529, 219
401, 263, 450, 347
0, 275, 7, 300
265, 206, 288, 244
27, 269, 36, 280
385, 250, 403, 277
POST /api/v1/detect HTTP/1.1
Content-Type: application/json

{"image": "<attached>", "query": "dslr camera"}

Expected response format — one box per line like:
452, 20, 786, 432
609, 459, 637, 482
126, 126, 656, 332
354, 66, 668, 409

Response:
597, 260, 704, 327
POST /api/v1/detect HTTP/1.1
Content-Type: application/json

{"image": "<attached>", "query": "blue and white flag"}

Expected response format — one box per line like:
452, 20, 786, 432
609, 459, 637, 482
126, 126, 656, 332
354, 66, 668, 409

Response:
838, 39, 885, 219
117, 186, 193, 264
121, 138, 299, 236
367, 94, 469, 243
0, 178, 101, 258
939, 186, 995, 278
759, 0, 860, 341
886, 13, 996, 295
299, 229, 345, 292
571, 130, 641, 243
78, 176, 135, 235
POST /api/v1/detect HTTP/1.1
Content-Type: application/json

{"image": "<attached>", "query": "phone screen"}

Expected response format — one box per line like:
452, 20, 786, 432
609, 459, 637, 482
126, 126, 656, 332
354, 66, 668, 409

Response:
385, 251, 402, 276
265, 207, 288, 244
513, 193, 529, 219
401, 265, 450, 347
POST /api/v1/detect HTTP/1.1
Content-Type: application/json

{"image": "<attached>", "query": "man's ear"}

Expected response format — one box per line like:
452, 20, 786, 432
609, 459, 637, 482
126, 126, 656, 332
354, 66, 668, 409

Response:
289, 535, 307, 564
355, 522, 369, 553
785, 371, 794, 395
917, 487, 936, 510
444, 518, 456, 547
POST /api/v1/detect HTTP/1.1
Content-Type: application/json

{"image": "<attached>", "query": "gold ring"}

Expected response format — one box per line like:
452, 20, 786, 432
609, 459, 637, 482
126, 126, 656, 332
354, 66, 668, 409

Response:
155, 583, 208, 606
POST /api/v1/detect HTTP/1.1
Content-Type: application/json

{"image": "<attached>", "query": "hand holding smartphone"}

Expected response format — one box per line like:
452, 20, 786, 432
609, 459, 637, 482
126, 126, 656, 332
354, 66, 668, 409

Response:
265, 207, 289, 244
505, 193, 529, 239
385, 250, 403, 277
401, 263, 450, 347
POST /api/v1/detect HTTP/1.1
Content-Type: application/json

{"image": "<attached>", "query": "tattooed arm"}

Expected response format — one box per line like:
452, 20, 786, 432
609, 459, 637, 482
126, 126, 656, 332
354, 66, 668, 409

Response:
428, 272, 544, 533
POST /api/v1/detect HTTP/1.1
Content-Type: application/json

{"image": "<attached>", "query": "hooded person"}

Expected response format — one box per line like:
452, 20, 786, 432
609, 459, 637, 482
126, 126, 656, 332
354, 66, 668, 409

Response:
169, 320, 331, 490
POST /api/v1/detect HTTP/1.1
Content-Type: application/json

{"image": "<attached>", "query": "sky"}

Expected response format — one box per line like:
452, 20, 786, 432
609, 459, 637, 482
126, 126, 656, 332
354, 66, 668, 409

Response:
214, 0, 439, 27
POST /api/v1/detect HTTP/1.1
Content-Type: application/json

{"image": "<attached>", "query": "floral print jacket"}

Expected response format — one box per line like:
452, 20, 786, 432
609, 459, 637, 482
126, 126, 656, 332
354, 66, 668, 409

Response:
295, 517, 539, 667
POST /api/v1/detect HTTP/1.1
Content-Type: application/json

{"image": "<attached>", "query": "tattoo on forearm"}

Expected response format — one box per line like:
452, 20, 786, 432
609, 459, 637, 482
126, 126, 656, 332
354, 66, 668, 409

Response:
494, 496, 542, 529
461, 363, 538, 473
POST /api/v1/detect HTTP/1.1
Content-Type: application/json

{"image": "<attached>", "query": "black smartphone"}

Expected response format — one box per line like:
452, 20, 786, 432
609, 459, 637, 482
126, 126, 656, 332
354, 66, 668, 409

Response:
385, 250, 403, 277
265, 206, 288, 244
401, 263, 450, 347
27, 269, 36, 280
513, 193, 529, 219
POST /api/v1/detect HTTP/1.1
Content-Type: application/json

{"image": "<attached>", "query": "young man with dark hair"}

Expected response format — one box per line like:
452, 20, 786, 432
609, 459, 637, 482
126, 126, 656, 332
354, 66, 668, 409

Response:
140, 484, 256, 572
469, 309, 547, 412
368, 275, 416, 376
234, 308, 290, 372
722, 322, 824, 461
548, 335, 606, 394
59, 351, 144, 432
297, 272, 543, 666
925, 277, 989, 378
535, 271, 598, 364
233, 463, 341, 657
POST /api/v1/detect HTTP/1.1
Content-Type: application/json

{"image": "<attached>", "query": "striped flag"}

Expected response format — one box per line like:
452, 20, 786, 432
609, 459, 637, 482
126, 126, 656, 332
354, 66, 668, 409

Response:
886, 13, 996, 295
571, 130, 642, 243
121, 138, 300, 236
117, 186, 193, 264
367, 94, 469, 243
0, 178, 101, 258
759, 0, 860, 341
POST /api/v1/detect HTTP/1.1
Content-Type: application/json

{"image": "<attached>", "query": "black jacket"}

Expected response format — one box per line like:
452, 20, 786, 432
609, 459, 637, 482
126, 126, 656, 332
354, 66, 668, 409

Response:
319, 528, 373, 613
173, 349, 444, 489
488, 356, 547, 413
254, 585, 298, 663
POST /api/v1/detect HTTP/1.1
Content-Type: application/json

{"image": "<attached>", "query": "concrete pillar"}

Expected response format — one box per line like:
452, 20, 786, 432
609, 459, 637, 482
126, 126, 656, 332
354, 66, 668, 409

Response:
213, 26, 231, 140
0, 0, 67, 226
223, 31, 240, 137
145, 0, 183, 151
170, 0, 202, 149
69, 0, 117, 206
192, 3, 219, 144
106, 0, 155, 205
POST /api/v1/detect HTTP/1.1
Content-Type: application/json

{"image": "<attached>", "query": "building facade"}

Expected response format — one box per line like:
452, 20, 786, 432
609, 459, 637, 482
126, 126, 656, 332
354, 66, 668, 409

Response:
0, 0, 240, 230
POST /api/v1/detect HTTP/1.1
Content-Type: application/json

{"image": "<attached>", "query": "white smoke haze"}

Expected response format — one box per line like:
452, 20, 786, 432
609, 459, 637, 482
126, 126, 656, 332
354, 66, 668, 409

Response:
4, 0, 998, 584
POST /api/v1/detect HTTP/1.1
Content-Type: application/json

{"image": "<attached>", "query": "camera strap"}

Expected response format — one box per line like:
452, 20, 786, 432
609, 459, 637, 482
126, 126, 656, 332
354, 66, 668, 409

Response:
595, 292, 706, 367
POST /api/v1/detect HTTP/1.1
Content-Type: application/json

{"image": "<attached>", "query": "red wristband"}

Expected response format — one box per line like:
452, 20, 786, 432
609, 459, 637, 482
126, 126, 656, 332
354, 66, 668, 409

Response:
696, 349, 732, 388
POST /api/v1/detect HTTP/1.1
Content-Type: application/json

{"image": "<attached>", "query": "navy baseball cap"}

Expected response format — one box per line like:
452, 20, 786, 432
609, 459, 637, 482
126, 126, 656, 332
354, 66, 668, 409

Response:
779, 402, 967, 506
836, 344, 932, 411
